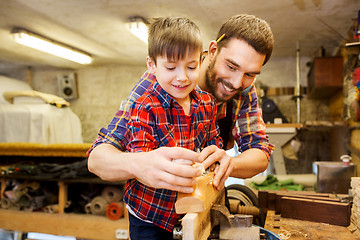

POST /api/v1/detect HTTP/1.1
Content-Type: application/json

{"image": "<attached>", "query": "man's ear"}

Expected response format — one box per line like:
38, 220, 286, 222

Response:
207, 41, 218, 61
146, 56, 156, 74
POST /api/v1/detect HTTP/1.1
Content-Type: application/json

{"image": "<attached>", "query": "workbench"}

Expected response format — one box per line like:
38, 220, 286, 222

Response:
265, 210, 360, 240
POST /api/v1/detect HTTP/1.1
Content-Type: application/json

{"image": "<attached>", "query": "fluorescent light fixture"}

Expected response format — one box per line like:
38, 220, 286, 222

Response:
11, 28, 92, 64
125, 17, 148, 44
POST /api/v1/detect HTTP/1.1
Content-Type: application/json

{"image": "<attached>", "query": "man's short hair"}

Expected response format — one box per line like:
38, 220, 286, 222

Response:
148, 17, 203, 64
216, 14, 274, 65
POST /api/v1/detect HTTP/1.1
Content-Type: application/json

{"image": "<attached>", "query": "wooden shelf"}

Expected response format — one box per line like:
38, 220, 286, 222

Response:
346, 42, 360, 47
0, 142, 92, 158
0, 143, 129, 239
266, 123, 303, 128
0, 209, 128, 240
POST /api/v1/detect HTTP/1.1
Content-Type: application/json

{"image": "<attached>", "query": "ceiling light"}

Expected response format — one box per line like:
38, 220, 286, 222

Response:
11, 28, 93, 64
125, 17, 148, 44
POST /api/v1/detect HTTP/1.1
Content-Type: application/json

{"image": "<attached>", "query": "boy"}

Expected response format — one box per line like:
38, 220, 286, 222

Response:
123, 17, 223, 239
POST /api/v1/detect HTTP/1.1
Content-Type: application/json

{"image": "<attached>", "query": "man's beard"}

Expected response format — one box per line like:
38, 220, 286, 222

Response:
205, 57, 240, 103
205, 59, 217, 99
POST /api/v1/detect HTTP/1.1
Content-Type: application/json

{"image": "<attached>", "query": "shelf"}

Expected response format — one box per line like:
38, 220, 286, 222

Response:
0, 175, 125, 185
346, 42, 360, 47
0, 142, 92, 158
266, 123, 303, 128
0, 143, 129, 239
0, 209, 128, 240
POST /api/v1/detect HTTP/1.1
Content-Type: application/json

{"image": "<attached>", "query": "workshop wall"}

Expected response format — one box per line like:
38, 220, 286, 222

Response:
1, 55, 330, 144
32, 64, 147, 143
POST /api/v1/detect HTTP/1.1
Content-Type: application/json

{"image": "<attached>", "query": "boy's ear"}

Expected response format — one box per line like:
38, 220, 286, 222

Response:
207, 41, 218, 61
146, 56, 156, 74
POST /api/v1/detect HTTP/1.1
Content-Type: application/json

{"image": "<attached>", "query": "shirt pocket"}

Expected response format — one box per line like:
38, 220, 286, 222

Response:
156, 124, 176, 147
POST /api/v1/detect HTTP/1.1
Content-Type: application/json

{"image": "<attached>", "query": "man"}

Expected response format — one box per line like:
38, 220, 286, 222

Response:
88, 14, 274, 194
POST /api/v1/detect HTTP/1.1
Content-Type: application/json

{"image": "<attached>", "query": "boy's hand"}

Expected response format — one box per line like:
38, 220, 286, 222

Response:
198, 145, 232, 190
132, 147, 203, 193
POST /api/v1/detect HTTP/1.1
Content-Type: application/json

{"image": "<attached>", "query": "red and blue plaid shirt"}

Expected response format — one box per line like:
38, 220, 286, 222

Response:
88, 71, 274, 231
123, 80, 222, 231
89, 71, 273, 158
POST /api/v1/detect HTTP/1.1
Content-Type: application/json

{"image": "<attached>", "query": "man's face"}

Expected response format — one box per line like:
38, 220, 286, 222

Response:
205, 39, 266, 102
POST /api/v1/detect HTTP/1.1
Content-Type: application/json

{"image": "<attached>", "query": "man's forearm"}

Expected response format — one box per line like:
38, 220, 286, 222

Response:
88, 143, 137, 181
230, 148, 269, 178
88, 144, 202, 193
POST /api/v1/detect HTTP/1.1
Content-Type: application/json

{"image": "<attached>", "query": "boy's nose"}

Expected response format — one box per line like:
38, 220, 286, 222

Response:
176, 69, 188, 81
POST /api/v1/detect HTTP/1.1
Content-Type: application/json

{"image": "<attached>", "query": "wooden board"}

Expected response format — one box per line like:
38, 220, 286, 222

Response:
258, 190, 338, 213
0, 142, 92, 157
181, 189, 225, 240
0, 209, 128, 240
280, 196, 351, 227
265, 210, 359, 240
274, 192, 341, 214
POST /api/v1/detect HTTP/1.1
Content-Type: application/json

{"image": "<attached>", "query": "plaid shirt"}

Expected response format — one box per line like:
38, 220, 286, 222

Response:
87, 71, 274, 231
89, 71, 273, 158
123, 80, 222, 231
217, 87, 274, 159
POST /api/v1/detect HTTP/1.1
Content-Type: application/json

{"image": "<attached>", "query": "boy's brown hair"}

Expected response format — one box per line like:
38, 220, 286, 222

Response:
216, 14, 274, 65
148, 17, 203, 64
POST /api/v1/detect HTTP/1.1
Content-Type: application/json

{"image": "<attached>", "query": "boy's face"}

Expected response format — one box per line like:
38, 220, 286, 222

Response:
149, 50, 201, 106
205, 38, 265, 103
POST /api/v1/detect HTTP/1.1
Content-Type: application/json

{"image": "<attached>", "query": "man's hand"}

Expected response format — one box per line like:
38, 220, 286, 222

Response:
131, 147, 202, 193
199, 145, 233, 190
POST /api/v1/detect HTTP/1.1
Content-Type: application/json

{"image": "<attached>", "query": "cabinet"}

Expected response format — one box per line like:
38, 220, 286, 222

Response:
0, 143, 129, 240
307, 56, 343, 98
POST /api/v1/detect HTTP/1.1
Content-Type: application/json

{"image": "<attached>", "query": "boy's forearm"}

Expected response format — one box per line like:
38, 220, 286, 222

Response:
88, 143, 136, 182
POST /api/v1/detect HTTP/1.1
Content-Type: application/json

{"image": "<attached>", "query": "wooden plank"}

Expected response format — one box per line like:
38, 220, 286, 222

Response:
265, 210, 358, 240
274, 193, 341, 214
181, 189, 225, 240
0, 178, 6, 200
182, 212, 211, 240
265, 123, 303, 128
0, 143, 92, 157
0, 209, 128, 240
280, 196, 351, 226
175, 172, 220, 214
58, 181, 68, 214
258, 190, 333, 212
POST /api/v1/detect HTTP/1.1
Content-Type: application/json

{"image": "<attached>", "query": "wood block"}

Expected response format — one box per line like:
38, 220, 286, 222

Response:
175, 172, 219, 214
275, 193, 340, 214
181, 189, 225, 240
258, 191, 268, 210
280, 196, 351, 226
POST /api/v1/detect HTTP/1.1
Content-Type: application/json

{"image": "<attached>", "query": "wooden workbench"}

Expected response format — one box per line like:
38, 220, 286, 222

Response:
264, 210, 360, 240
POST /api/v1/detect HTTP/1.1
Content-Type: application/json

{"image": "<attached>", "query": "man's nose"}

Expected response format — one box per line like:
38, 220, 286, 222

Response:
231, 72, 244, 90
